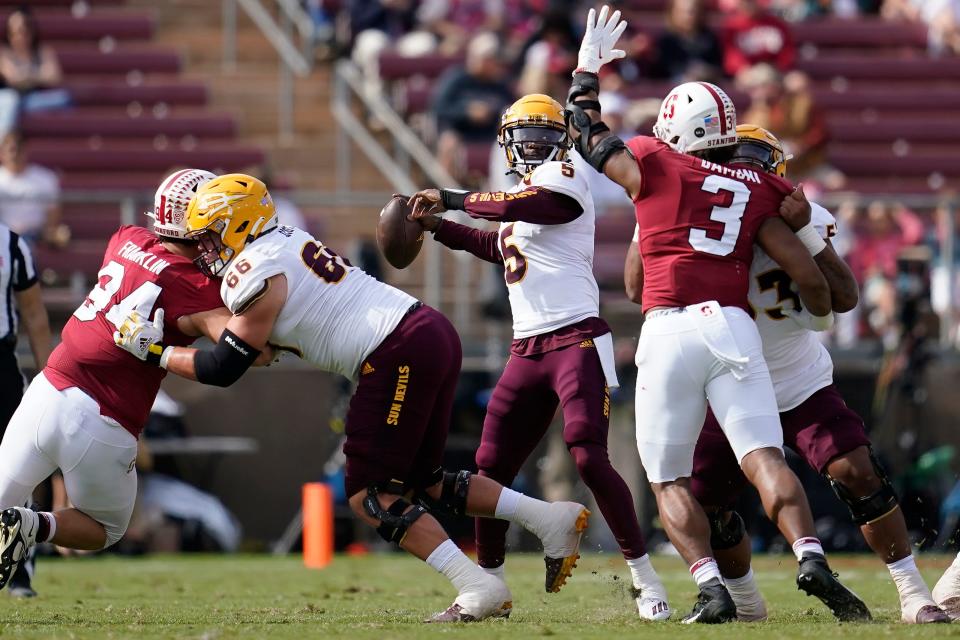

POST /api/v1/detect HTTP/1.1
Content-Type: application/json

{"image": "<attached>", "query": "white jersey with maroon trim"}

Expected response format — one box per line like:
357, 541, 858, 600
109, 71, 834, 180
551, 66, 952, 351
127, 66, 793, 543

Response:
221, 226, 417, 379
749, 202, 837, 410
499, 160, 599, 338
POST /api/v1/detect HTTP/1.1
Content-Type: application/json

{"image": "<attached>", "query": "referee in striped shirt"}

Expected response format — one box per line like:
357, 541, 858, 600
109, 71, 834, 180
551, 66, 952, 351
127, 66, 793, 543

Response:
0, 221, 50, 597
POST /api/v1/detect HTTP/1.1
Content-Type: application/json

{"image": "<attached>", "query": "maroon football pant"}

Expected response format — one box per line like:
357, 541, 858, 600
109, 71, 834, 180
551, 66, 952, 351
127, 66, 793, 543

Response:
475, 339, 647, 567
690, 384, 872, 509
343, 305, 462, 497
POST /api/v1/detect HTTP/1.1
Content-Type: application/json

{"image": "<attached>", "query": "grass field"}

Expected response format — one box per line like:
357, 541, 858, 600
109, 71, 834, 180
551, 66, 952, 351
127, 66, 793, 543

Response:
1, 553, 958, 639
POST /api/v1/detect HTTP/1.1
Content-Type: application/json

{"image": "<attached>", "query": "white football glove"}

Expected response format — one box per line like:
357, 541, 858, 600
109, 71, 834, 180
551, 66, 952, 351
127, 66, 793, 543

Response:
114, 308, 165, 361
575, 5, 628, 75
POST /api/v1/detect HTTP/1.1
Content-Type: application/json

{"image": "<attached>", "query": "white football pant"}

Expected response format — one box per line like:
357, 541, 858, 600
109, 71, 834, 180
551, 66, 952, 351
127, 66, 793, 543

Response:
0, 372, 138, 547
634, 303, 782, 483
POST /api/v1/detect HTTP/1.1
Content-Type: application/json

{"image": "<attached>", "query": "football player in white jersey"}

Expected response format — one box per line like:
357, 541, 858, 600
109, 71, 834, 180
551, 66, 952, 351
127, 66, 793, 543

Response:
626, 125, 948, 624
406, 94, 670, 620
113, 174, 595, 623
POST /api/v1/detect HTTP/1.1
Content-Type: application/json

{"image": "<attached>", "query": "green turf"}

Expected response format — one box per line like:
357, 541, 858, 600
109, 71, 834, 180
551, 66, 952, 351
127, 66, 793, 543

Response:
0, 553, 957, 639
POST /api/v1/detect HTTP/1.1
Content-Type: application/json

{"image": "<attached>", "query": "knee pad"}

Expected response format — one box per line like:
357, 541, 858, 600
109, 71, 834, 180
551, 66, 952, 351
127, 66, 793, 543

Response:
417, 469, 471, 517
363, 487, 427, 544
826, 450, 898, 526
709, 509, 745, 551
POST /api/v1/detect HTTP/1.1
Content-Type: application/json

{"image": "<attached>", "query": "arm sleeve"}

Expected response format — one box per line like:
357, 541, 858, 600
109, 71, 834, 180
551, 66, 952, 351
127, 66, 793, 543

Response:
10, 233, 37, 291
433, 219, 503, 265
461, 187, 583, 224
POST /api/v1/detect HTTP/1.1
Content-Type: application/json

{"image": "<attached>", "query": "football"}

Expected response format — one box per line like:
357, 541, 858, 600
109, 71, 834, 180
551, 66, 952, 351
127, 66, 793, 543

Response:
377, 195, 424, 269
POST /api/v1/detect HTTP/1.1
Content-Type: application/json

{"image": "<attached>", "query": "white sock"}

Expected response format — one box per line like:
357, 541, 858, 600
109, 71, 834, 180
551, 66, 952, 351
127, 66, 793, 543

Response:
791, 536, 824, 561
497, 491, 553, 539
494, 487, 521, 519
725, 568, 762, 603
482, 563, 505, 580
888, 554, 933, 604
426, 539, 490, 594
626, 554, 666, 596
690, 557, 722, 587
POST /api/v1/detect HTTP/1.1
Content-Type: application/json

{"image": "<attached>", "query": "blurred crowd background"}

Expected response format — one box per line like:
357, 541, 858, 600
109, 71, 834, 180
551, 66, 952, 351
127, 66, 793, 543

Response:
5, 0, 960, 561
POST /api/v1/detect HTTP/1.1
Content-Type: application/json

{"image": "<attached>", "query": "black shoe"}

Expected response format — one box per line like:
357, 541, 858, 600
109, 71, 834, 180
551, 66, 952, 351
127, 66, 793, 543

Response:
796, 553, 871, 622
7, 548, 36, 598
681, 577, 737, 624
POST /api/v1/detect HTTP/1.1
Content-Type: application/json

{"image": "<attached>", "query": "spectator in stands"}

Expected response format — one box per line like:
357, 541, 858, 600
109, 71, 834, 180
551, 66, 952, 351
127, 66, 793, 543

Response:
418, 0, 538, 56
648, 0, 724, 82
739, 63, 829, 179
0, 6, 70, 136
0, 131, 67, 248
847, 200, 925, 343
517, 12, 577, 98
721, 0, 796, 76
431, 32, 513, 182
349, 0, 434, 96
882, 0, 960, 55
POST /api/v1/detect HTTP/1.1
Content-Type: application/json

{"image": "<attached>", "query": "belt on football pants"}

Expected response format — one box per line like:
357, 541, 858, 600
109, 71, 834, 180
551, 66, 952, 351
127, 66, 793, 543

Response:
644, 307, 686, 320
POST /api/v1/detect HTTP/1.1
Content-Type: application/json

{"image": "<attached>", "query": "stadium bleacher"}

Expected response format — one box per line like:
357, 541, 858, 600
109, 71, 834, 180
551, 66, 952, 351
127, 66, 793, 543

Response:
4, 0, 264, 285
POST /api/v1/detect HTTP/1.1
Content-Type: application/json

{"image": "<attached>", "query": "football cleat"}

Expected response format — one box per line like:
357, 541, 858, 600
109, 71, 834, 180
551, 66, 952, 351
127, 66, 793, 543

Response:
734, 594, 768, 622
904, 603, 951, 624
540, 502, 590, 593
7, 547, 36, 598
796, 553, 871, 622
681, 577, 737, 624
0, 507, 38, 592
932, 556, 960, 620
426, 574, 512, 623
634, 589, 671, 621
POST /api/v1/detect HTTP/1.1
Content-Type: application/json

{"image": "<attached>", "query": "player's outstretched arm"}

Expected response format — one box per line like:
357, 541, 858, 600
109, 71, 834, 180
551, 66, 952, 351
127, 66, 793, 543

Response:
779, 186, 858, 313
624, 225, 644, 305
408, 187, 582, 225
412, 212, 503, 265
757, 216, 832, 319
178, 306, 277, 366
566, 6, 642, 199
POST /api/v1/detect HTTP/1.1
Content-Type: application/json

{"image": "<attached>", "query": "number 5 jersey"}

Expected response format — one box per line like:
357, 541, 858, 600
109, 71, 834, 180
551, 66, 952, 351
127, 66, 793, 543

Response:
45, 225, 224, 436
219, 225, 416, 380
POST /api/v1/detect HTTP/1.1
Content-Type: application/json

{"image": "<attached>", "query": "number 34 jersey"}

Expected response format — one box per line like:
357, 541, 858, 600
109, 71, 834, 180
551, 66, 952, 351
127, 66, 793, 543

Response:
45, 225, 224, 436
626, 136, 792, 313
221, 226, 416, 379
749, 203, 837, 410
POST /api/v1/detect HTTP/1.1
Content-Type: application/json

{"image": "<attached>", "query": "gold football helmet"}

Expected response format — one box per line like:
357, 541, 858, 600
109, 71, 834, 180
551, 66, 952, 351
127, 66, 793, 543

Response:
498, 94, 570, 176
185, 173, 277, 277
732, 124, 791, 178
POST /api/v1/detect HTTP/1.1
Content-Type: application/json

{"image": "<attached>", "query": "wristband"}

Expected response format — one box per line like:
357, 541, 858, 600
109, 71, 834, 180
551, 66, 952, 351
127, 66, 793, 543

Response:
146, 342, 166, 367
795, 222, 827, 256
808, 312, 834, 332
440, 189, 469, 211
159, 346, 174, 369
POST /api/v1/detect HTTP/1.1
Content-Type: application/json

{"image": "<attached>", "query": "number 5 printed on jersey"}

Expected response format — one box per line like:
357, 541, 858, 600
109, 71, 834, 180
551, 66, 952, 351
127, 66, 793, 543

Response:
499, 223, 527, 284
689, 175, 750, 257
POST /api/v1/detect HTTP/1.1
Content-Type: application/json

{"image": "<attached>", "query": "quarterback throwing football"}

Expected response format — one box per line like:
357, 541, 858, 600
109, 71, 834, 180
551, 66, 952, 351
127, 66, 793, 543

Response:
407, 93, 669, 620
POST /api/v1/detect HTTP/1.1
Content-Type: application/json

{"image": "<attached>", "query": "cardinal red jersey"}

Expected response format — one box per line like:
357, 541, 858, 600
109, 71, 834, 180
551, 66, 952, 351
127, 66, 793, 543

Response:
626, 136, 792, 313
45, 226, 223, 437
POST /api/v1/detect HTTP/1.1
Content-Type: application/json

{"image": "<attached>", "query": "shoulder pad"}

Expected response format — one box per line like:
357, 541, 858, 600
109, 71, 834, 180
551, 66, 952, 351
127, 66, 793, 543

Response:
221, 247, 285, 314
528, 161, 589, 207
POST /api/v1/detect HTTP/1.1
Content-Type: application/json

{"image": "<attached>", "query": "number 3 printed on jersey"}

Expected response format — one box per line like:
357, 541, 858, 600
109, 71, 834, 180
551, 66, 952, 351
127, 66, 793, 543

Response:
73, 261, 162, 329
689, 175, 750, 256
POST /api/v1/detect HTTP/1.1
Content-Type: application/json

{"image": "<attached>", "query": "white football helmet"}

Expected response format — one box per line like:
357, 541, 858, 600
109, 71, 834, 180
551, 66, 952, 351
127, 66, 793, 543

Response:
147, 168, 217, 239
652, 82, 737, 154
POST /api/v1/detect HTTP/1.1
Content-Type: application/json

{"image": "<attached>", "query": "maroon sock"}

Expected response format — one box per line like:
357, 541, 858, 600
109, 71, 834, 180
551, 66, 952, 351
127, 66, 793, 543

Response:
570, 443, 648, 558
36, 513, 52, 543
475, 516, 510, 569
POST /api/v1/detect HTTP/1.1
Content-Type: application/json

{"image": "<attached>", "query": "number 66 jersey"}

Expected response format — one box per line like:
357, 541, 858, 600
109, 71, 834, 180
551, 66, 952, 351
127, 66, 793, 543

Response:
219, 225, 417, 379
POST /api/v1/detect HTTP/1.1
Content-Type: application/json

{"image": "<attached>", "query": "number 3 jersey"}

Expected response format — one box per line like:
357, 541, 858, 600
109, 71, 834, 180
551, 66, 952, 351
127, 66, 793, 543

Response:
220, 225, 416, 379
626, 136, 792, 313
750, 203, 837, 410
45, 225, 224, 436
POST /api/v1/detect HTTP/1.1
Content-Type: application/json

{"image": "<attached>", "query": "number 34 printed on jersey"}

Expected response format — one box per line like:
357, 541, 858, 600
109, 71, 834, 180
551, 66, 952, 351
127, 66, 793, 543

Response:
73, 261, 161, 328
